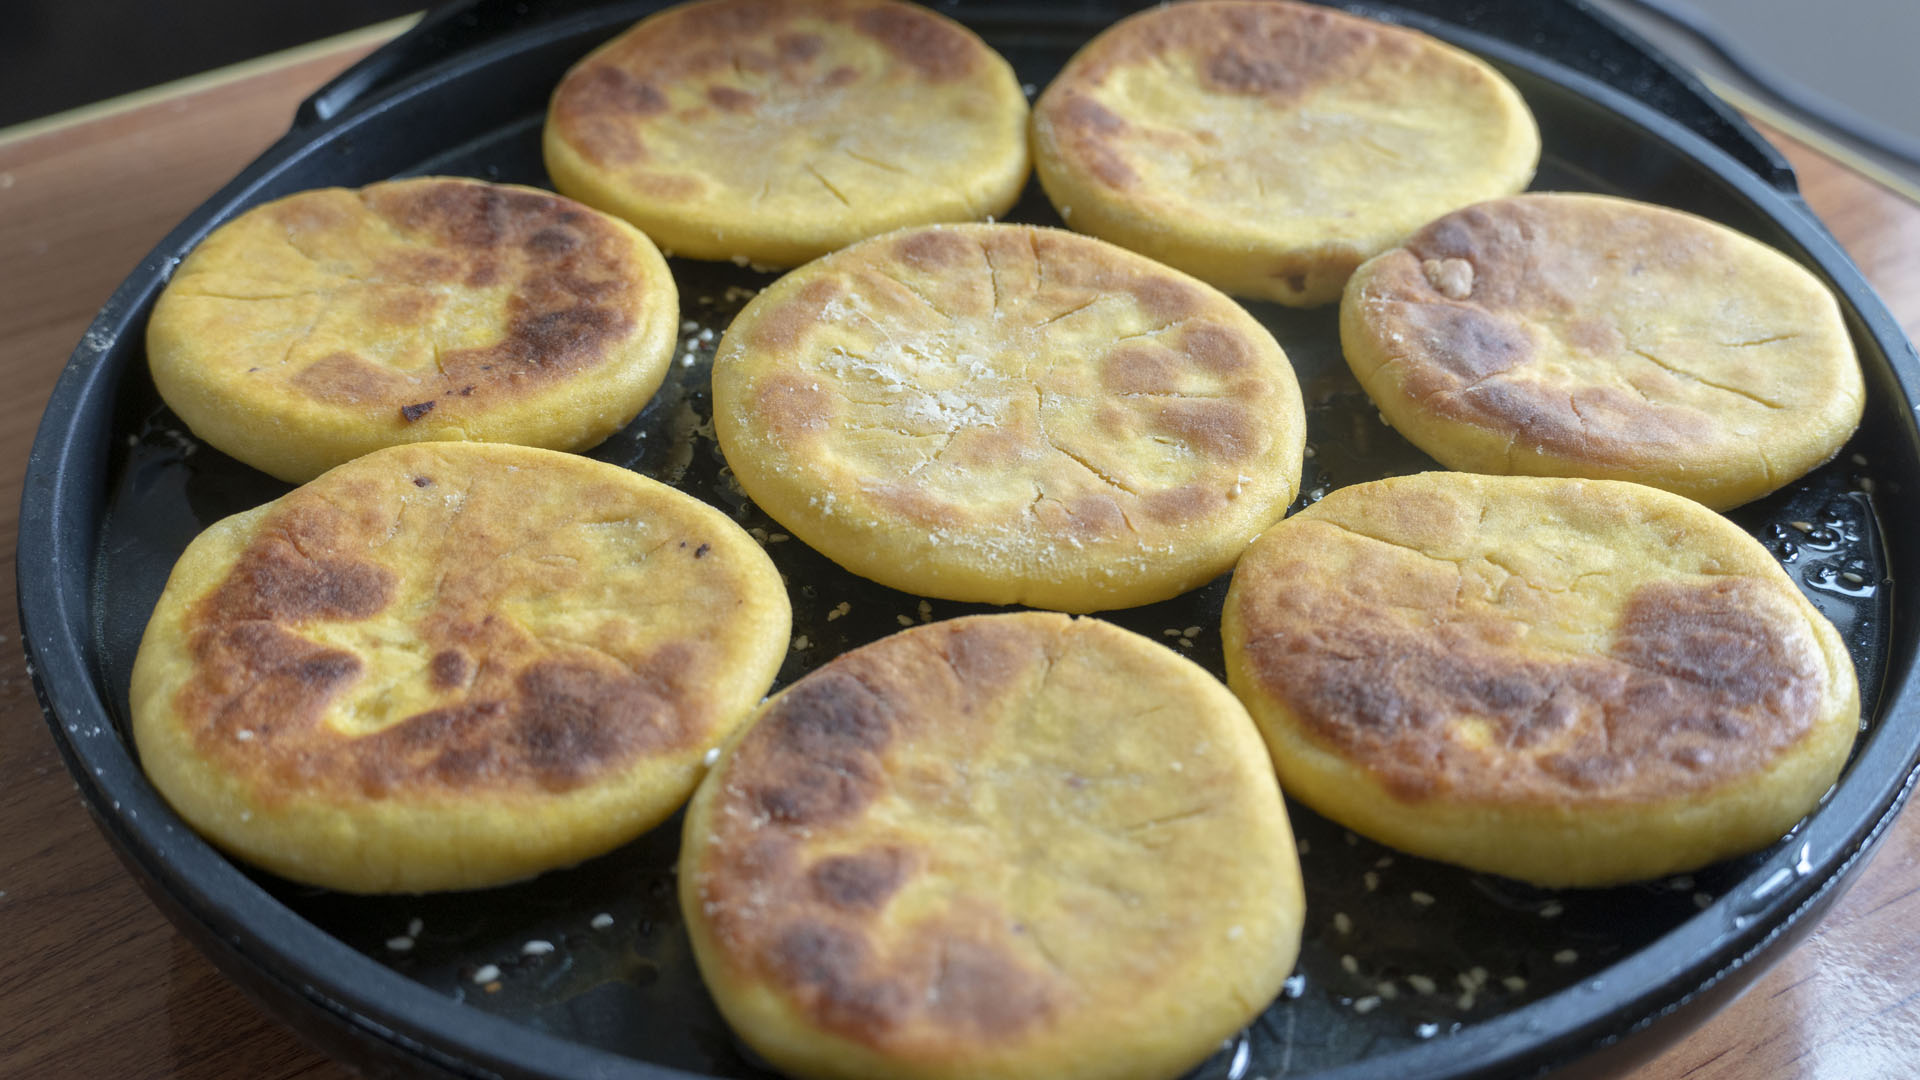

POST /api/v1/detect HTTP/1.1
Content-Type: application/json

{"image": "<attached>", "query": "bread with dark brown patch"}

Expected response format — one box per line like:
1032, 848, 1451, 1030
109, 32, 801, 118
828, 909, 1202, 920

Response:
146, 177, 679, 482
543, 0, 1029, 267
682, 612, 1303, 1080
1030, 0, 1538, 306
130, 443, 789, 893
711, 222, 1306, 612
1220, 472, 1860, 886
1340, 193, 1864, 509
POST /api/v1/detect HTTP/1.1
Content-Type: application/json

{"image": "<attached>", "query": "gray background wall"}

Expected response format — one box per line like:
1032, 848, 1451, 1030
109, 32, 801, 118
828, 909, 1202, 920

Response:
1587, 0, 1920, 192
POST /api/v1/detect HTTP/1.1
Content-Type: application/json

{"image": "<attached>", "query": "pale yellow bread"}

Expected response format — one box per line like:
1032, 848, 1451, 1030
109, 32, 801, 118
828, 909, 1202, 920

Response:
543, 0, 1029, 267
146, 177, 679, 483
711, 223, 1306, 612
1031, 0, 1539, 307
681, 612, 1303, 1080
129, 443, 789, 893
1221, 472, 1860, 887
1341, 193, 1865, 510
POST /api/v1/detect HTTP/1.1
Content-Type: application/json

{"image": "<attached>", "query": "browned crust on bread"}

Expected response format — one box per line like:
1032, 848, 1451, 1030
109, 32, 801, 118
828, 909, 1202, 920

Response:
265, 180, 645, 415
170, 451, 755, 802
1377, 293, 1718, 464
550, 0, 986, 174
850, 4, 980, 79
687, 612, 1304, 1074
1042, 94, 1139, 190
1066, 1, 1392, 95
1228, 478, 1838, 806
724, 224, 1291, 538
1344, 194, 1859, 484
1237, 572, 1823, 801
1037, 1, 1422, 194
1352, 198, 1724, 464
155, 177, 663, 445
695, 617, 1064, 1048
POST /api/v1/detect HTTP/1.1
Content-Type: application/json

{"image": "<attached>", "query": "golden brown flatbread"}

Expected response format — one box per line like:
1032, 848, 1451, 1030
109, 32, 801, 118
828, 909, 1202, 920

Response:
147, 177, 678, 482
544, 0, 1030, 267
130, 443, 789, 893
682, 612, 1303, 1080
711, 222, 1306, 612
1340, 193, 1865, 509
1031, 0, 1538, 306
1221, 472, 1860, 886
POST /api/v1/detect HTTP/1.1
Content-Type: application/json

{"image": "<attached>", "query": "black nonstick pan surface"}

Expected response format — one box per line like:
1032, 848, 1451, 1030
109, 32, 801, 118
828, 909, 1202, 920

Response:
20, 2, 1920, 1079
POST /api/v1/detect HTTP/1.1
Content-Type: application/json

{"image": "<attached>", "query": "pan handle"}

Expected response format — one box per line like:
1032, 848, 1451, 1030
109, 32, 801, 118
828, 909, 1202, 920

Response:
1558, 0, 1798, 193
1364, 0, 1798, 193
294, 0, 609, 128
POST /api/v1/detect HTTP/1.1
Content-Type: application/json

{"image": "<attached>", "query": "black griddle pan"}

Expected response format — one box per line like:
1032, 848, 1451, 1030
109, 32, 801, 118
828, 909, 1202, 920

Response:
21, 2, 1920, 1078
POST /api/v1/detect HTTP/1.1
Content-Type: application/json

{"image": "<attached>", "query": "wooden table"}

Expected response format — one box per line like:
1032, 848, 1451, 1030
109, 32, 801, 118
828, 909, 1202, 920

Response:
2, 25, 1918, 1080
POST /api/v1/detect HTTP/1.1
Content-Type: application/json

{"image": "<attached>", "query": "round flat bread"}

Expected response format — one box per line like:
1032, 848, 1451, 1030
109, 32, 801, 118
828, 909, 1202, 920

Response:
681, 612, 1303, 1080
543, 0, 1029, 268
711, 223, 1307, 612
130, 443, 789, 894
147, 177, 679, 483
1340, 193, 1865, 510
1031, 0, 1538, 307
1221, 472, 1860, 887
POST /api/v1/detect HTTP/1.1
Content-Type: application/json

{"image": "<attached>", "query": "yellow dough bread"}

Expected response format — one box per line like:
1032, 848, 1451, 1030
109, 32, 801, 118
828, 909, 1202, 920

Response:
1221, 472, 1860, 887
146, 176, 679, 483
1030, 0, 1539, 307
711, 222, 1307, 612
681, 612, 1303, 1080
129, 442, 789, 893
543, 0, 1030, 267
1339, 192, 1865, 510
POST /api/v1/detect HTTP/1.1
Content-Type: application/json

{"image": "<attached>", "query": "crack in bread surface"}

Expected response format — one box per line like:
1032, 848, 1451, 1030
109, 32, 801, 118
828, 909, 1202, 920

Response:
159, 178, 653, 419
1230, 476, 1839, 805
547, 0, 1024, 236
1036, 1, 1534, 236
170, 446, 777, 802
1345, 194, 1862, 498
720, 224, 1300, 560
690, 614, 1298, 1061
